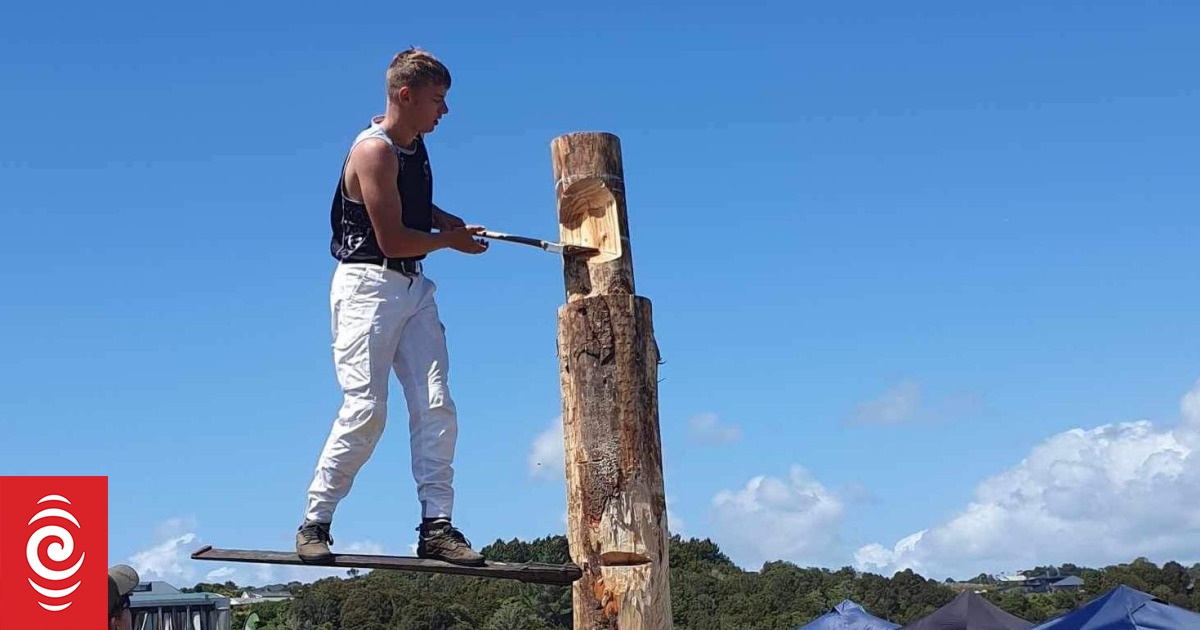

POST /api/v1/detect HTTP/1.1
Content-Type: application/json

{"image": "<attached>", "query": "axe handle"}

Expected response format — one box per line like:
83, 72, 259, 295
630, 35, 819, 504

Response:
479, 230, 550, 250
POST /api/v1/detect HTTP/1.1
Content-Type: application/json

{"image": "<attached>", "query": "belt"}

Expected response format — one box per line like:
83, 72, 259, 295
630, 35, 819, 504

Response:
355, 258, 423, 275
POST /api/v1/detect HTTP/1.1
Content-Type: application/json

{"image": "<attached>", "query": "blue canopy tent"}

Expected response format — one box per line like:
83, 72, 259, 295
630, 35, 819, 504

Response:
1030, 585, 1200, 630
796, 600, 900, 630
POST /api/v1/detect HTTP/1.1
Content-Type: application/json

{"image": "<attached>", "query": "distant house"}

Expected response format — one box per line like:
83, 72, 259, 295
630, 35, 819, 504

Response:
129, 580, 231, 630
230, 584, 295, 606
1023, 573, 1060, 592
992, 573, 1032, 592
987, 571, 1086, 594
1021, 573, 1086, 594
995, 574, 1027, 582
1047, 576, 1085, 592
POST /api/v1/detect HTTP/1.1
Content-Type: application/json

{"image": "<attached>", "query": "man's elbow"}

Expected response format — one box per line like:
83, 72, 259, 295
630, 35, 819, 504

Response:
378, 239, 409, 258
378, 231, 424, 258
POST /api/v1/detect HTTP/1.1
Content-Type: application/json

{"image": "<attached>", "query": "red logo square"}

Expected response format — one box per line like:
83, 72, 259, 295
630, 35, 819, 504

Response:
0, 476, 109, 630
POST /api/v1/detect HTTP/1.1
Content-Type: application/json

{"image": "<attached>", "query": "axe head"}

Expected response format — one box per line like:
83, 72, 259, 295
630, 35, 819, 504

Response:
557, 243, 601, 256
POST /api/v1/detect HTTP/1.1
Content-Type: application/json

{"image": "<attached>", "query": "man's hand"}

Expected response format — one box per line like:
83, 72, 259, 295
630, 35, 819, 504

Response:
442, 225, 489, 254
433, 205, 466, 230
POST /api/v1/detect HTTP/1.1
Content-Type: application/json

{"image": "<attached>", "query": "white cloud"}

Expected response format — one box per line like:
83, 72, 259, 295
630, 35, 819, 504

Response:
129, 531, 199, 584
688, 413, 741, 445
201, 563, 276, 587
856, 378, 1200, 580
154, 517, 197, 540
848, 380, 980, 426
203, 567, 238, 582
529, 416, 564, 480
851, 380, 922, 425
854, 531, 925, 575
711, 465, 846, 569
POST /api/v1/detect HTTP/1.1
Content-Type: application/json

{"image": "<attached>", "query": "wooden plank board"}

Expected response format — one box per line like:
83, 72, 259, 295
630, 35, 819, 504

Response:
190, 545, 582, 586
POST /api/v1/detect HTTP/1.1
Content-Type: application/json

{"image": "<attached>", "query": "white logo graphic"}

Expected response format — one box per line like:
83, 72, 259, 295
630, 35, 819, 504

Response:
26, 494, 85, 612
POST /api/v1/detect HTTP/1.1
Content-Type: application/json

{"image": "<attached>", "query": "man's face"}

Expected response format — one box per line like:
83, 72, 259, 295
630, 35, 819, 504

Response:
400, 83, 449, 133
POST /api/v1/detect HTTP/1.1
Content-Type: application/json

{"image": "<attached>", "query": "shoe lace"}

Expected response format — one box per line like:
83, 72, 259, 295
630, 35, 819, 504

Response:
445, 525, 471, 547
420, 522, 471, 547
301, 523, 333, 545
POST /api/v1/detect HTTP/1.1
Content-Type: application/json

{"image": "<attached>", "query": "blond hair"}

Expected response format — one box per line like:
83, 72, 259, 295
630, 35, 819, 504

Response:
386, 47, 451, 98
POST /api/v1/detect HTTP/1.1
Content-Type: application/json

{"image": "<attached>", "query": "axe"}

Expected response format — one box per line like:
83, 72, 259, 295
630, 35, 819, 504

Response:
478, 230, 599, 257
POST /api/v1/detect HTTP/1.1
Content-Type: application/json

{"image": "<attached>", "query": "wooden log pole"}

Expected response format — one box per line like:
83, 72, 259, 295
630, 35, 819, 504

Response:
551, 131, 672, 630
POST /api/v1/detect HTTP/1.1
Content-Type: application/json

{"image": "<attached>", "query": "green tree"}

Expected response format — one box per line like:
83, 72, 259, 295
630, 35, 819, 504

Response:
340, 588, 392, 630
393, 601, 475, 630
486, 599, 552, 630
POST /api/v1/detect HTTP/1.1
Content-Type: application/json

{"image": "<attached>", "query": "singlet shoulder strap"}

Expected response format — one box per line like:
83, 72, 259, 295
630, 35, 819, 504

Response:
338, 120, 397, 202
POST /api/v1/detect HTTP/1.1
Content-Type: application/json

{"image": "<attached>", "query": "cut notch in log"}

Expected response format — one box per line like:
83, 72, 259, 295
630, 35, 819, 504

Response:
559, 177, 622, 263
599, 551, 652, 567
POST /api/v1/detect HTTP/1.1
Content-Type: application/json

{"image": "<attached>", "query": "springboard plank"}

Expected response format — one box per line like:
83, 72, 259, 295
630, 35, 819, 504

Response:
190, 545, 581, 586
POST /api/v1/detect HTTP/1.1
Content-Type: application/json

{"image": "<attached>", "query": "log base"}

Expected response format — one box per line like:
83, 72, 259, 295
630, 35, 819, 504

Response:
558, 295, 671, 630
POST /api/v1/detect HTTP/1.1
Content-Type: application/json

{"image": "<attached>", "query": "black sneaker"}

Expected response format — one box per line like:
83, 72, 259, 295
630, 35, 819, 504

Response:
416, 519, 485, 566
296, 521, 334, 563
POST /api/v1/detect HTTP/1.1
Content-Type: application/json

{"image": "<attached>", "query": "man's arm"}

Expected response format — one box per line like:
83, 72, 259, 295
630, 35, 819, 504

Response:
355, 140, 450, 258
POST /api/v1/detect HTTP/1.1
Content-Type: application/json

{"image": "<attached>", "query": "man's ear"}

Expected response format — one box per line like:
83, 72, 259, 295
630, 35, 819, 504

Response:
396, 85, 411, 103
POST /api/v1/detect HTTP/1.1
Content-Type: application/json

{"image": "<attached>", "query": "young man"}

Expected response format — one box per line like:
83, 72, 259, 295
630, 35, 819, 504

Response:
297, 48, 489, 566
108, 564, 139, 630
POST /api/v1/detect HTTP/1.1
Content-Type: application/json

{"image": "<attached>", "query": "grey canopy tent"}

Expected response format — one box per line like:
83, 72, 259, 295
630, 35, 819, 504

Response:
796, 600, 900, 630
901, 591, 1033, 630
1029, 584, 1200, 630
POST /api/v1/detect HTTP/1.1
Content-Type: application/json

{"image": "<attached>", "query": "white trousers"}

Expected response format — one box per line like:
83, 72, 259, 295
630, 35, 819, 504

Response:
305, 262, 458, 524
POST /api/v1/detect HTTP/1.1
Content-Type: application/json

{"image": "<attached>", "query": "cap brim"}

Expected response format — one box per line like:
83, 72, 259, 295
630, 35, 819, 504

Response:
108, 565, 140, 597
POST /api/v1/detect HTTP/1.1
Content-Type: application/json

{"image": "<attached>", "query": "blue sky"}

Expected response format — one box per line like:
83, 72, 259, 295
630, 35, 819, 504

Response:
3, 0, 1199, 585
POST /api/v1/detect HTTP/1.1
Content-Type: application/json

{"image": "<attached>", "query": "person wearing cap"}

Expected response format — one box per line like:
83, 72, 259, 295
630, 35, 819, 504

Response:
108, 564, 139, 630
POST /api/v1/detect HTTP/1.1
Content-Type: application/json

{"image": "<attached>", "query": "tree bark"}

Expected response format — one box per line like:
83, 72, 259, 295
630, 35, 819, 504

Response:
553, 132, 671, 630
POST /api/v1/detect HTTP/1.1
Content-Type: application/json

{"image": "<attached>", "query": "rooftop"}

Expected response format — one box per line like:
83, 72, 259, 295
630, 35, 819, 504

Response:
129, 581, 230, 609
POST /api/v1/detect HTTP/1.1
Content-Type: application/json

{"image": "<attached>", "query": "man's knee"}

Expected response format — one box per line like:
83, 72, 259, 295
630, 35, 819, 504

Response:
425, 360, 456, 410
428, 385, 455, 412
338, 394, 389, 437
